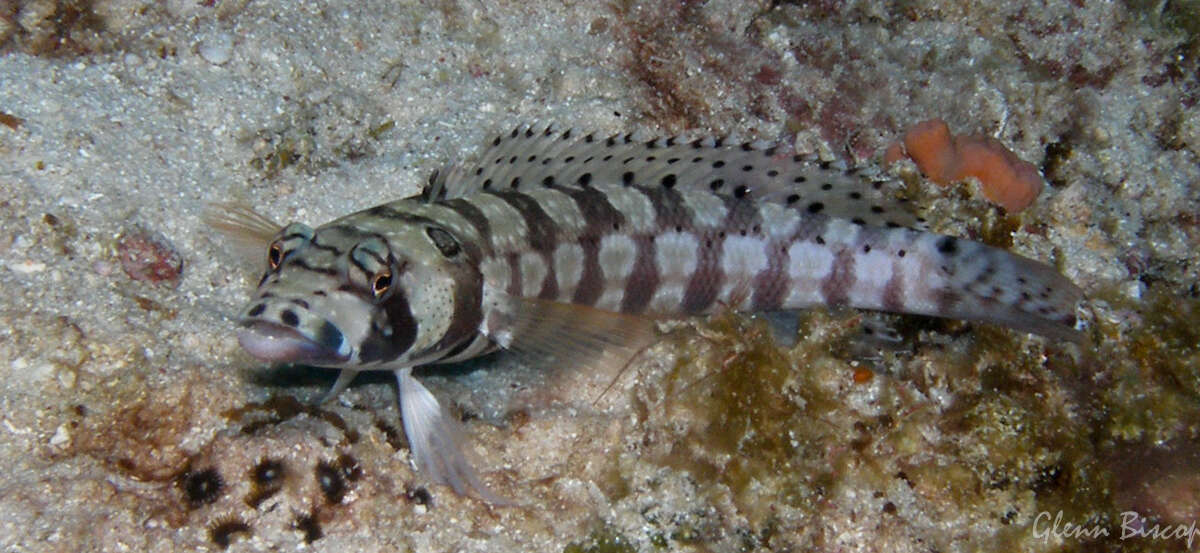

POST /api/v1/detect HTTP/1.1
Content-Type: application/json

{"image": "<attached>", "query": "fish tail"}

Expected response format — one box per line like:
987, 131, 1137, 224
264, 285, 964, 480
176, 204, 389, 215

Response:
776, 220, 1082, 340
858, 230, 1082, 340
917, 235, 1083, 341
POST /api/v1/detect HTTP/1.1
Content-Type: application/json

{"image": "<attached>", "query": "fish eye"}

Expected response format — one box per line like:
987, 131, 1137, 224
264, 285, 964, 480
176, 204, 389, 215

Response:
267, 242, 283, 270
372, 268, 393, 299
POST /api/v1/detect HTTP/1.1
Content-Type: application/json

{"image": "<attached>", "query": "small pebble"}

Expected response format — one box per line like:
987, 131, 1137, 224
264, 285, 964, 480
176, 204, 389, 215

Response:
198, 33, 234, 65
117, 230, 183, 285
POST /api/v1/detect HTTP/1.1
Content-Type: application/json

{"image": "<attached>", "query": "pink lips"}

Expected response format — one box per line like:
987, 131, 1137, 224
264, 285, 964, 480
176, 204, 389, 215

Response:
237, 322, 347, 365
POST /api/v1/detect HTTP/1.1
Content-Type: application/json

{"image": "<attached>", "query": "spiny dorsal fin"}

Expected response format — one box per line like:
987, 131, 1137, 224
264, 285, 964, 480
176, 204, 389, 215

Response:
203, 202, 283, 269
203, 202, 282, 247
431, 124, 925, 229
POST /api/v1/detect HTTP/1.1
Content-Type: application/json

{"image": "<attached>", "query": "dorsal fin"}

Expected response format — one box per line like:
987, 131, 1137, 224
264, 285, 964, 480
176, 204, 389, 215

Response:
428, 124, 925, 229
202, 202, 283, 270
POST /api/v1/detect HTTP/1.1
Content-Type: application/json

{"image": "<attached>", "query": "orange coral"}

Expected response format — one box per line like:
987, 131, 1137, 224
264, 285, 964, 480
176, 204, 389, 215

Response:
887, 118, 1045, 212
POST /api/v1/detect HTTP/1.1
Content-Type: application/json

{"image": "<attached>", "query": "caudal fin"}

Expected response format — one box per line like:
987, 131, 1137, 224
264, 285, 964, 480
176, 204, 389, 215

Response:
915, 235, 1083, 341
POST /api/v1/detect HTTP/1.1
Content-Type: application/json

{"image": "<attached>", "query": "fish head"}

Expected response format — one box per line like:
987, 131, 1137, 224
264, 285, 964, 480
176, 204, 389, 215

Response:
236, 219, 474, 369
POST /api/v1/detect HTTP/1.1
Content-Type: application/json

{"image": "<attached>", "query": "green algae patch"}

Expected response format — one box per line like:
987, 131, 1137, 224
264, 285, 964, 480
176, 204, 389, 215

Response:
641, 310, 863, 525
1093, 285, 1200, 446
626, 301, 1137, 549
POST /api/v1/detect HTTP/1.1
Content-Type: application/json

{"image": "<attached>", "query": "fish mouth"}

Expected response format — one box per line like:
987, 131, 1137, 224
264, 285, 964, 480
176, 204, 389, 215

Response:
237, 321, 350, 366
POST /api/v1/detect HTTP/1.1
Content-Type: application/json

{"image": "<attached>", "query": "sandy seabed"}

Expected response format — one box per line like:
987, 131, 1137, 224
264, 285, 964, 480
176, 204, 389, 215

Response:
1, 1, 1198, 552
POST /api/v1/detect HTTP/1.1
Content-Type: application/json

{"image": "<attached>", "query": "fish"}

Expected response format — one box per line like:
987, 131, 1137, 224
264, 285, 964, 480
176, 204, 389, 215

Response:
207, 124, 1083, 503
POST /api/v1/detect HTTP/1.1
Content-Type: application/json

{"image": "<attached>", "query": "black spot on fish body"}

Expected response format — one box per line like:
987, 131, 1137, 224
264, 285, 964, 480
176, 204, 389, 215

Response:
661, 174, 677, 188
937, 236, 958, 255
280, 310, 299, 327
786, 194, 801, 204
314, 321, 344, 353
713, 160, 725, 168
623, 171, 635, 185
578, 173, 592, 186
807, 202, 825, 214
794, 175, 807, 183
710, 179, 724, 190
248, 303, 266, 317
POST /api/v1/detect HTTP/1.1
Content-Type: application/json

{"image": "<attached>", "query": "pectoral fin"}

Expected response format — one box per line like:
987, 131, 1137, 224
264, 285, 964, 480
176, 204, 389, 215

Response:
396, 368, 509, 505
313, 369, 357, 406
482, 294, 658, 381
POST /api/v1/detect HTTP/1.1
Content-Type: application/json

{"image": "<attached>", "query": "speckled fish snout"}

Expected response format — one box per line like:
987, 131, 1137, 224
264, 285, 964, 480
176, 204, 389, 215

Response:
233, 221, 395, 368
